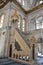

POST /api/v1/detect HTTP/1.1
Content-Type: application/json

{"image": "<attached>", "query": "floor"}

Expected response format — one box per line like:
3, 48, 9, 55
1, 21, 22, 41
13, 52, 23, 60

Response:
0, 57, 43, 65
0, 57, 29, 65
35, 56, 43, 65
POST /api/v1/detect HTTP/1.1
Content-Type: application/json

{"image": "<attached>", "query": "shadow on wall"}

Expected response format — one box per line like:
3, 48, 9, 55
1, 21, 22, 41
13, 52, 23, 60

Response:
15, 40, 22, 51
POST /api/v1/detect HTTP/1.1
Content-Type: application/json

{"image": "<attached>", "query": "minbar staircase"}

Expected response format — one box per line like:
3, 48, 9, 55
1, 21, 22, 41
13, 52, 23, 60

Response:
12, 28, 32, 64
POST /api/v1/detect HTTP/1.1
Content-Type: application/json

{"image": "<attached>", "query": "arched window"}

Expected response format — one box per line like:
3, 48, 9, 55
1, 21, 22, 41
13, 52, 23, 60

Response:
29, 16, 43, 31
18, 19, 20, 29
0, 14, 4, 28
36, 16, 43, 29
18, 15, 22, 30
22, 18, 25, 32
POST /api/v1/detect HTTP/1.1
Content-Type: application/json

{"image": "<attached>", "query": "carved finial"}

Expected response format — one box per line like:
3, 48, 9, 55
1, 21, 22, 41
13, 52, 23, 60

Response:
11, 9, 19, 21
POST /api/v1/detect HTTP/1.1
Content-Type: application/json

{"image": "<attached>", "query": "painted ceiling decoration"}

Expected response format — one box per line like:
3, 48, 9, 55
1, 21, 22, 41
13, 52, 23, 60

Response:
0, 0, 9, 9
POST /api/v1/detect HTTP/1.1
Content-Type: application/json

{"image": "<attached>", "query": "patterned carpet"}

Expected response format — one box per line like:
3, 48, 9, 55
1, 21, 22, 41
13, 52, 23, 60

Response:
0, 57, 29, 65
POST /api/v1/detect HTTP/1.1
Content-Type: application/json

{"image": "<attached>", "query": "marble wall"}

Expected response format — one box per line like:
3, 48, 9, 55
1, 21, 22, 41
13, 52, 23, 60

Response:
0, 29, 6, 56
25, 7, 43, 32
0, 1, 43, 57
0, 2, 26, 57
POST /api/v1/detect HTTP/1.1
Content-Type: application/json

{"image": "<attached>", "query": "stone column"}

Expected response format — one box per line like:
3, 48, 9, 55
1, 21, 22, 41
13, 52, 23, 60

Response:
20, 20, 22, 31
41, 44, 43, 55
25, 21, 29, 33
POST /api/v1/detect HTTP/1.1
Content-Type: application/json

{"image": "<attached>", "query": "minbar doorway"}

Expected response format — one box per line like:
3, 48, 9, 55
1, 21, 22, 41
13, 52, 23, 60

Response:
9, 44, 12, 57
32, 44, 35, 60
